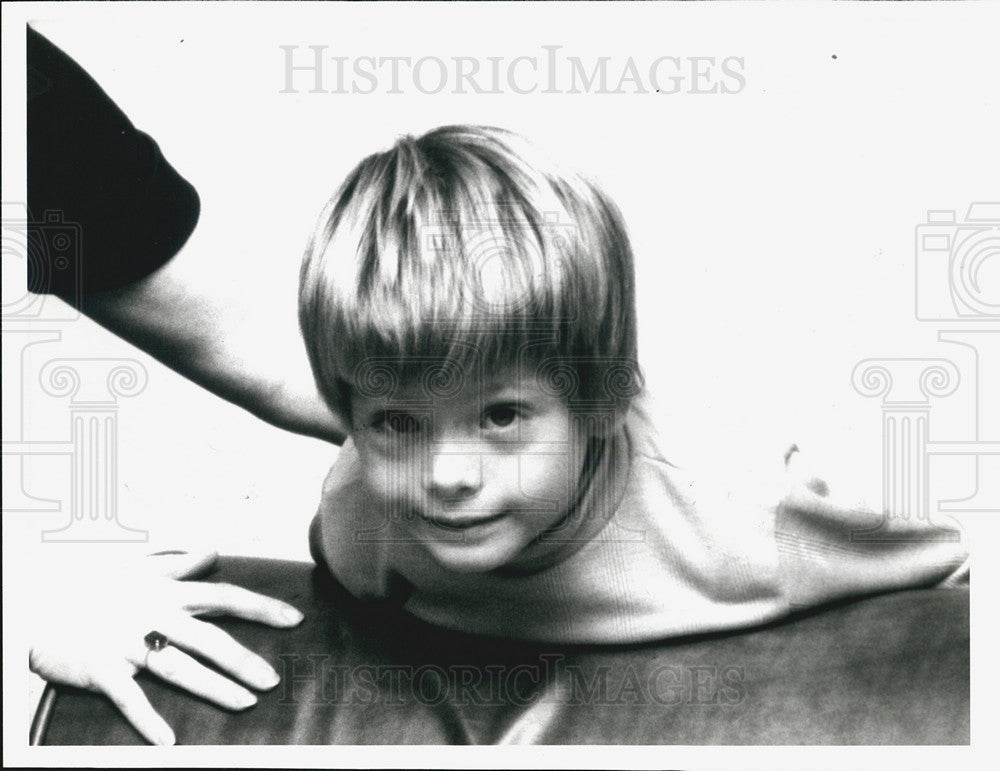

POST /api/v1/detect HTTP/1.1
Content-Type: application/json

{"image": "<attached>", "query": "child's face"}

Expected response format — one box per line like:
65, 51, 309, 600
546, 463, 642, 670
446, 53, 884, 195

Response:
350, 363, 589, 574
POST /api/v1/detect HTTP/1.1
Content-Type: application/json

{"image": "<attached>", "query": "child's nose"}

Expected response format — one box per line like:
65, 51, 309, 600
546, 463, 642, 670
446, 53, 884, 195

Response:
427, 446, 483, 500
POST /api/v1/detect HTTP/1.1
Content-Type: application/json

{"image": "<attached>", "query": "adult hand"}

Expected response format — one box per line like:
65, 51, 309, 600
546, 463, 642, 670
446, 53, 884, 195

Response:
29, 550, 303, 745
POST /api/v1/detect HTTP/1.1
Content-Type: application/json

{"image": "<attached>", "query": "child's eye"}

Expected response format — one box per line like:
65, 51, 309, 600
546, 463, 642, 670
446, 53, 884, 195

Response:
482, 404, 519, 429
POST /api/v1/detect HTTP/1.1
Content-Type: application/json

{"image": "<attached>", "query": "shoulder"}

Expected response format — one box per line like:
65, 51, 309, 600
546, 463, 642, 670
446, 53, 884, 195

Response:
620, 382, 806, 515
314, 440, 399, 598
623, 385, 795, 476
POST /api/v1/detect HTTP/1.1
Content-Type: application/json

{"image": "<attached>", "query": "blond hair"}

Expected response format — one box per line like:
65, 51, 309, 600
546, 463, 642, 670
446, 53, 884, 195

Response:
299, 125, 639, 423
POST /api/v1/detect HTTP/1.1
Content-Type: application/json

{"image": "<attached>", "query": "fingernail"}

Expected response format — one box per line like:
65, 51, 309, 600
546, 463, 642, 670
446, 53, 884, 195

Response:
254, 661, 280, 688
156, 728, 176, 746
281, 606, 304, 625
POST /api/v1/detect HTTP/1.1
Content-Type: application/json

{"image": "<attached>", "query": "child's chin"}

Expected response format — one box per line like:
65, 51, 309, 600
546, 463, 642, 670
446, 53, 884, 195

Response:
424, 540, 519, 574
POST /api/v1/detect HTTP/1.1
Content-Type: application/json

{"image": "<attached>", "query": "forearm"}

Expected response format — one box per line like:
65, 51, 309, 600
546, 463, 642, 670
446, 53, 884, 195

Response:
28, 27, 345, 444
73, 238, 347, 445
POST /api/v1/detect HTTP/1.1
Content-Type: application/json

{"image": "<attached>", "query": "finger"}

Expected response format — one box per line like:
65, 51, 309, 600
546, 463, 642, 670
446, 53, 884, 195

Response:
145, 646, 257, 711
167, 616, 280, 690
150, 550, 220, 580
97, 667, 176, 746
181, 582, 304, 627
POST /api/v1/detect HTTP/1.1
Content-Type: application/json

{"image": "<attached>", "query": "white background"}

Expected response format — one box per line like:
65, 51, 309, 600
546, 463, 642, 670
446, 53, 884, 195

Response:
3, 1, 998, 768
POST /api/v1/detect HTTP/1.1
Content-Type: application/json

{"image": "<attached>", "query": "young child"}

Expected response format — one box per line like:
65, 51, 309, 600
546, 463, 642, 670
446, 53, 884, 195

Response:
298, 125, 969, 644
30, 123, 970, 745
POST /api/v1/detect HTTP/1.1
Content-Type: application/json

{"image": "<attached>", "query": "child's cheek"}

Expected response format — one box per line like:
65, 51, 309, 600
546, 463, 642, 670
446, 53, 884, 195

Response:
513, 450, 573, 504
359, 453, 420, 503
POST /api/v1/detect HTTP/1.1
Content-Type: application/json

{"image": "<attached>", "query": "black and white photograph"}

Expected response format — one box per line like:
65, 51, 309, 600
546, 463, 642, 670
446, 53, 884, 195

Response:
2, 1, 997, 767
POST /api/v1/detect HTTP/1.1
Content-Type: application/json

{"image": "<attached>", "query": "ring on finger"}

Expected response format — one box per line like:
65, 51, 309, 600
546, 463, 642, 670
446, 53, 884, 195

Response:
142, 630, 170, 668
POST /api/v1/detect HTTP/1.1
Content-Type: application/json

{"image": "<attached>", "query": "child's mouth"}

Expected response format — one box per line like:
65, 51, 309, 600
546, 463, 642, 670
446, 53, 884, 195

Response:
419, 511, 507, 530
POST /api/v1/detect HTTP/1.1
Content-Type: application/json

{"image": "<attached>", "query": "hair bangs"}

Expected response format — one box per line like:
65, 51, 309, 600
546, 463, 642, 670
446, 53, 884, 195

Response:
299, 125, 638, 419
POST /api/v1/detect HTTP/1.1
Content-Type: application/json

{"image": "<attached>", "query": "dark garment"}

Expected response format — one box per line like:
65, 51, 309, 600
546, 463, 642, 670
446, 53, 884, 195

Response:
27, 26, 200, 299
35, 557, 970, 745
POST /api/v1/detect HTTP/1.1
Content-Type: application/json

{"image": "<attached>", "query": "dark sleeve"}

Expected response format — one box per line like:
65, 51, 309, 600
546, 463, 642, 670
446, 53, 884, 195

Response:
27, 25, 200, 299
